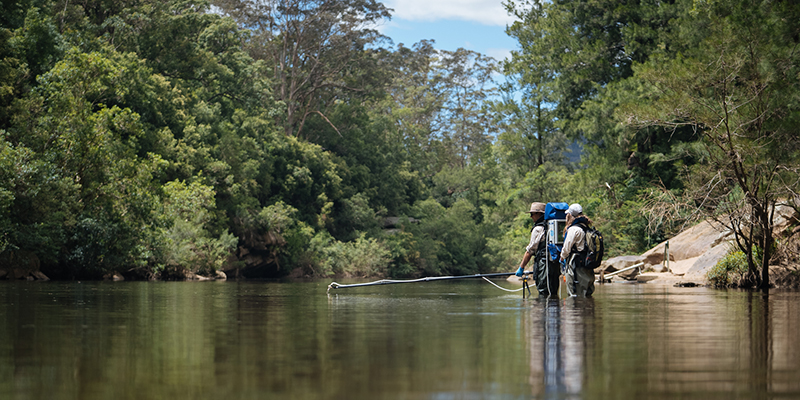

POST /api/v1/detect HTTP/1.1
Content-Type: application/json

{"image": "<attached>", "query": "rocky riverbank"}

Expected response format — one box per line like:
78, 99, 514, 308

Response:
597, 202, 800, 288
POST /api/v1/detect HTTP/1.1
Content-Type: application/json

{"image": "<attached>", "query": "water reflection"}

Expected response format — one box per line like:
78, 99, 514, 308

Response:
519, 287, 800, 400
523, 297, 594, 399
2, 281, 800, 399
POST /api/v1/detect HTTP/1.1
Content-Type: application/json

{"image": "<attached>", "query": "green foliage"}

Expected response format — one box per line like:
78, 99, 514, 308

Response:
158, 180, 238, 276
404, 198, 489, 276
1, 0, 794, 283
309, 231, 391, 278
230, 201, 314, 275
624, 0, 800, 287
482, 163, 569, 270
381, 229, 421, 278
707, 249, 757, 288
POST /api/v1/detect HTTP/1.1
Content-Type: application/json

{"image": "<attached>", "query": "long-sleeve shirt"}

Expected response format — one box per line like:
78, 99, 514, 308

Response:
525, 225, 546, 255
560, 224, 586, 260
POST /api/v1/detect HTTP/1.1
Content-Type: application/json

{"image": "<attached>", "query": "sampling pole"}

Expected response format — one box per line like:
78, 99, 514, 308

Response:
328, 272, 533, 295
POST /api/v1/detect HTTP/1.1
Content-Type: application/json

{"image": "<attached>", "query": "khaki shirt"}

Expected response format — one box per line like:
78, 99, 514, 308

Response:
525, 225, 546, 254
560, 224, 586, 260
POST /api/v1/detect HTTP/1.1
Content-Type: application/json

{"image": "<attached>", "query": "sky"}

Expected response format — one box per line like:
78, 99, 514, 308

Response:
378, 0, 519, 62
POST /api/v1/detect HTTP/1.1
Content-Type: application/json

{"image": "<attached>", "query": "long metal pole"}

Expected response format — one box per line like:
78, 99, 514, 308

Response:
327, 272, 530, 291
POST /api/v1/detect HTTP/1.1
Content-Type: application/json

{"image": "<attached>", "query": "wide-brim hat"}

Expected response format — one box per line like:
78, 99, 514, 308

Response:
526, 202, 546, 214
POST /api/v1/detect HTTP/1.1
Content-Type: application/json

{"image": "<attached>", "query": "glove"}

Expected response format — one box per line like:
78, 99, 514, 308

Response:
515, 266, 524, 277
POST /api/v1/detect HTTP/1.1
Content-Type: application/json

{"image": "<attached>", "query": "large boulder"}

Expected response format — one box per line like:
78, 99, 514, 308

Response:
774, 202, 800, 233
634, 202, 798, 285
683, 242, 733, 283
0, 250, 48, 280
599, 255, 644, 280
642, 220, 732, 266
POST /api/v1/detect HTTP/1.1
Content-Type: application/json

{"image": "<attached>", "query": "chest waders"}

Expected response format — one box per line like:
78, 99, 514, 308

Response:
539, 246, 561, 297
533, 221, 560, 298
564, 220, 595, 297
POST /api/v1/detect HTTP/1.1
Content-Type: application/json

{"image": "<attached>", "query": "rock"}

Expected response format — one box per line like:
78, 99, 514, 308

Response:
650, 264, 670, 273
601, 255, 643, 272
665, 256, 700, 276
31, 271, 50, 281
774, 203, 799, 233
12, 268, 26, 280
642, 220, 731, 264
637, 274, 659, 283
0, 250, 42, 280
215, 270, 227, 280
641, 243, 674, 266
103, 273, 124, 281
383, 217, 420, 228
773, 265, 800, 288
599, 255, 644, 280
683, 242, 732, 283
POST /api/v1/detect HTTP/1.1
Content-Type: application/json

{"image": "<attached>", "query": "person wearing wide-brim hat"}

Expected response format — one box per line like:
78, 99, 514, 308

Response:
560, 203, 595, 297
515, 202, 547, 285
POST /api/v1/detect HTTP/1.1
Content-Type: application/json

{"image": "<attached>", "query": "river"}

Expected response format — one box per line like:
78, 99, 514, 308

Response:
1, 280, 798, 399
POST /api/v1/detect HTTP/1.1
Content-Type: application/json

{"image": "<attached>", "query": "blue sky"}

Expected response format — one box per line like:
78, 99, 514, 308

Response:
378, 0, 519, 62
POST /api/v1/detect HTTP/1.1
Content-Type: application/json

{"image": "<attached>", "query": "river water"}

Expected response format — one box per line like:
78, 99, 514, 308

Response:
1, 280, 799, 400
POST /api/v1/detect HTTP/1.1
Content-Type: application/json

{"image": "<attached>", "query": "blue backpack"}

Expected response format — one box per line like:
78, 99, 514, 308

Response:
544, 202, 568, 263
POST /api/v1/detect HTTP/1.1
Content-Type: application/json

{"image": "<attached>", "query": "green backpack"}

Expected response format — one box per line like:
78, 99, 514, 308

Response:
579, 224, 605, 269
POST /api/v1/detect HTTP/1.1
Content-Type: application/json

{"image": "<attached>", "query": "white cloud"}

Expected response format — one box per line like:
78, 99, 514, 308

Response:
384, 0, 514, 26
485, 47, 512, 62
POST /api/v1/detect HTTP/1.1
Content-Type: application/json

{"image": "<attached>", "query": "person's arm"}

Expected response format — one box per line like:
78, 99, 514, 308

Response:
560, 227, 577, 261
515, 249, 531, 276
517, 226, 544, 276
520, 250, 533, 268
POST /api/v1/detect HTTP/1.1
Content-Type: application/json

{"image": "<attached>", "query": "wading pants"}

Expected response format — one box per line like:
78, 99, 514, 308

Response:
565, 253, 594, 297
535, 257, 561, 297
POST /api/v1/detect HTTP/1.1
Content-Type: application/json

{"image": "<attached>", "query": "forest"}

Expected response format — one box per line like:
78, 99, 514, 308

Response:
0, 0, 798, 287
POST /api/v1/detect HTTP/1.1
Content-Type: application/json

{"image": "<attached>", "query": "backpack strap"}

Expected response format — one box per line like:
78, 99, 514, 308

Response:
573, 223, 590, 254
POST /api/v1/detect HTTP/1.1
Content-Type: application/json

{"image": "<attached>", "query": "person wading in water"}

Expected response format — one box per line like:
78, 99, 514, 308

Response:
515, 202, 560, 297
560, 204, 595, 297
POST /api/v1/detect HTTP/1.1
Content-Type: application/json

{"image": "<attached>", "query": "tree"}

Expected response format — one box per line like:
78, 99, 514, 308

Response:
435, 48, 499, 168
213, 0, 391, 138
500, 0, 703, 257
625, 0, 800, 288
380, 40, 444, 177
499, 0, 566, 177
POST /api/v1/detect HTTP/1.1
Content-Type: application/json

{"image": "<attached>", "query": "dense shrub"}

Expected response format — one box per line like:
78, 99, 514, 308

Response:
310, 232, 391, 278
707, 249, 752, 288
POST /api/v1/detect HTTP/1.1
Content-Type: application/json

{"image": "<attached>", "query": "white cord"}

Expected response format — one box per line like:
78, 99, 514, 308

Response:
481, 277, 525, 292
329, 276, 526, 293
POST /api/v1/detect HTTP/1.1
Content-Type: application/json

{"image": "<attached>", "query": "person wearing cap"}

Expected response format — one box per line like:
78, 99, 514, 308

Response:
560, 203, 595, 297
515, 202, 559, 296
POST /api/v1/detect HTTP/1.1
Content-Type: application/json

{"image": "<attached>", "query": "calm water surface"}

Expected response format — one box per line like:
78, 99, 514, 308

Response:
1, 280, 799, 399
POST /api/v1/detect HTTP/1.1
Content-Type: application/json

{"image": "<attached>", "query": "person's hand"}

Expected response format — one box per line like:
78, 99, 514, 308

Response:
515, 266, 524, 277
